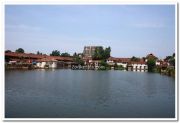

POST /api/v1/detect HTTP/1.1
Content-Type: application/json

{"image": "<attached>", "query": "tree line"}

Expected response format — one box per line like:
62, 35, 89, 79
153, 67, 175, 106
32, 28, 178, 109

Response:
5, 48, 71, 57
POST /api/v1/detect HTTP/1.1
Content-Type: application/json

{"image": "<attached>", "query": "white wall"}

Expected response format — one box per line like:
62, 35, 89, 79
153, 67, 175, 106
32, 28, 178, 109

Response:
156, 62, 161, 66
36, 62, 46, 68
132, 64, 148, 71
36, 61, 57, 68
51, 62, 57, 68
117, 63, 127, 68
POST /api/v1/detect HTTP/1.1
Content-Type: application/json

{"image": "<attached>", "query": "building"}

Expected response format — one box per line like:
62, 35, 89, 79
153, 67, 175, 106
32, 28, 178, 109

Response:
83, 46, 102, 58
5, 52, 46, 63
107, 57, 130, 69
107, 57, 148, 72
36, 58, 58, 68
36, 56, 74, 69
5, 52, 74, 69
88, 60, 101, 70
156, 60, 163, 66
127, 61, 148, 72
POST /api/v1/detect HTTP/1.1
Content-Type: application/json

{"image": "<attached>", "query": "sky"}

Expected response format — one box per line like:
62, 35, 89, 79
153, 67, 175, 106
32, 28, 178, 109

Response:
5, 5, 175, 58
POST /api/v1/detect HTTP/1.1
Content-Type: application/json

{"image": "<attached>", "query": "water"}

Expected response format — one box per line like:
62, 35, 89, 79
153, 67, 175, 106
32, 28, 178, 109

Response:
5, 69, 175, 118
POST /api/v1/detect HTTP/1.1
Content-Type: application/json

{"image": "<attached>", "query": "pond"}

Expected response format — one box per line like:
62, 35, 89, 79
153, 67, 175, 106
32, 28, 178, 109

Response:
5, 69, 175, 118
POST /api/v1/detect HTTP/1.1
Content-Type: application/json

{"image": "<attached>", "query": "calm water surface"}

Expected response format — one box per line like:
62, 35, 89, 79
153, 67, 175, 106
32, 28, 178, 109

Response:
5, 69, 175, 118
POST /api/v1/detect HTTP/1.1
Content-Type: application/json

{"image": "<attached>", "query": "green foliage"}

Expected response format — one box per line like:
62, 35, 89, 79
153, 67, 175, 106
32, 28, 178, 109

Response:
173, 53, 175, 57
99, 60, 108, 66
142, 57, 146, 62
61, 52, 70, 57
92, 46, 111, 60
164, 56, 172, 61
98, 66, 106, 70
147, 58, 156, 72
98, 60, 110, 70
73, 55, 84, 66
15, 48, 24, 53
169, 58, 175, 66
104, 47, 111, 59
131, 56, 140, 62
73, 52, 77, 57
114, 63, 124, 70
50, 50, 60, 56
93, 47, 104, 60
165, 53, 175, 66
114, 63, 118, 69
154, 66, 161, 73
116, 65, 124, 70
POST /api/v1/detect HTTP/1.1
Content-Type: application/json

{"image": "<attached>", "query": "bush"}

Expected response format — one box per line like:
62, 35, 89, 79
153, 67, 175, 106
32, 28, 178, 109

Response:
114, 63, 124, 70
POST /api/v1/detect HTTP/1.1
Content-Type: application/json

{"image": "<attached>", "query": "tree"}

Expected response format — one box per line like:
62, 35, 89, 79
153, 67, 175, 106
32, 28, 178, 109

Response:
147, 58, 156, 72
100, 60, 108, 67
164, 56, 172, 61
73, 52, 84, 65
73, 55, 84, 66
15, 48, 24, 53
131, 56, 140, 62
61, 52, 70, 57
164, 53, 175, 66
93, 47, 104, 60
142, 57, 146, 62
5, 50, 12, 53
37, 51, 42, 55
114, 63, 118, 70
173, 53, 175, 57
73, 52, 77, 57
169, 53, 175, 66
169, 58, 175, 66
104, 47, 111, 59
99, 60, 110, 70
92, 46, 111, 60
50, 50, 60, 56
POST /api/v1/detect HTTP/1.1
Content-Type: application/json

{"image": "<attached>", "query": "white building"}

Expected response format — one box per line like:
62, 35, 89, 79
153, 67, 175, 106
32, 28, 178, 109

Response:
36, 58, 58, 68
89, 60, 101, 69
107, 57, 130, 69
156, 60, 162, 66
117, 62, 128, 68
128, 62, 148, 72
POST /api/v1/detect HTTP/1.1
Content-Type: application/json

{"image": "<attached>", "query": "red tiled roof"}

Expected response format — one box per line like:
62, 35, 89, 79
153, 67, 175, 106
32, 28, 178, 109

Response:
5, 52, 73, 62
37, 58, 57, 62
108, 57, 130, 63
83, 56, 92, 60
48, 56, 73, 61
5, 52, 46, 59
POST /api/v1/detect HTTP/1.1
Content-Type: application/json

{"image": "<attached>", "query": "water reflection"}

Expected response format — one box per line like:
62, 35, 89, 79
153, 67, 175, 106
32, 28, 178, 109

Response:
142, 73, 158, 97
72, 71, 111, 105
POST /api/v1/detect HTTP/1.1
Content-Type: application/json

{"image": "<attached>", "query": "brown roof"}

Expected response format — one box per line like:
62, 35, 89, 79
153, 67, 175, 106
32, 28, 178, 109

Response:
5, 52, 46, 59
108, 57, 130, 63
48, 56, 73, 61
37, 58, 57, 62
83, 56, 92, 60
5, 52, 73, 62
